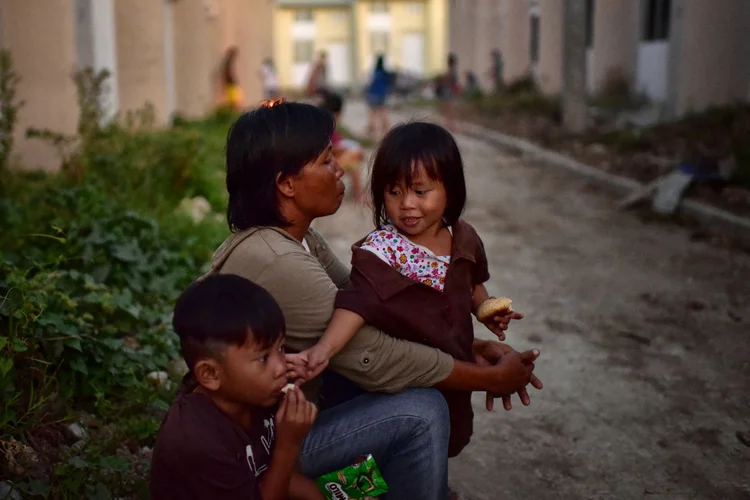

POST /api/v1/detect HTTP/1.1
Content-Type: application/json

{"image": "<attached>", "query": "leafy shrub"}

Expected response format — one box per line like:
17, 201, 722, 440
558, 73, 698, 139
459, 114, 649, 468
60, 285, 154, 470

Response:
0, 66, 232, 497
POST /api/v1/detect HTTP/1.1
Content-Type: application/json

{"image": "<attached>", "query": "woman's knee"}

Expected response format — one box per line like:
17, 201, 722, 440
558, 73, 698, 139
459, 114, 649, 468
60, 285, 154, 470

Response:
398, 388, 450, 442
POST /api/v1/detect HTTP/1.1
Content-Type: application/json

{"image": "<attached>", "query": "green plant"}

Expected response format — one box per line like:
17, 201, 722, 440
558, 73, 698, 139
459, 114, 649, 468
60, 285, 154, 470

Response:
0, 69, 233, 496
0, 49, 23, 180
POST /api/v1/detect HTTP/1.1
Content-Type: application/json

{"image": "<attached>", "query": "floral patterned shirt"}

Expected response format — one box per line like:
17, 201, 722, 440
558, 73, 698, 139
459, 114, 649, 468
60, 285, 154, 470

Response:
361, 224, 452, 292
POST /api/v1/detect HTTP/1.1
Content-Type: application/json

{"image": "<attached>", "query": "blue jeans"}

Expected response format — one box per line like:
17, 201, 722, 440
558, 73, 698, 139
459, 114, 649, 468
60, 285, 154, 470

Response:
300, 388, 450, 500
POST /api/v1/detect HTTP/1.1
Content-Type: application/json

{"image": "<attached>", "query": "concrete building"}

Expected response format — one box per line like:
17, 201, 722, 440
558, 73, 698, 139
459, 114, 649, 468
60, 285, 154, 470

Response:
0, 0, 273, 170
273, 0, 448, 90
449, 0, 750, 119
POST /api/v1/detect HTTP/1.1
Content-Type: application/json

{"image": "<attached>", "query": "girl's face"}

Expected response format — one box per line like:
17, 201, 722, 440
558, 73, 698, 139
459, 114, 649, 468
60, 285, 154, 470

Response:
384, 162, 447, 238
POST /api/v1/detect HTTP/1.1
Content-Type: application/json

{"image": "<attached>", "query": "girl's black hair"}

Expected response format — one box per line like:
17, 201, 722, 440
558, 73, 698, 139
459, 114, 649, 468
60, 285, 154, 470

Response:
173, 274, 285, 372
375, 54, 385, 72
226, 101, 335, 231
370, 122, 466, 228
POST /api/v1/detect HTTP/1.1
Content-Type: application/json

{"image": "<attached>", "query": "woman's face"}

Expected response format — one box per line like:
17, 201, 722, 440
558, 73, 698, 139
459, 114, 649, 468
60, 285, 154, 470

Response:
293, 143, 346, 219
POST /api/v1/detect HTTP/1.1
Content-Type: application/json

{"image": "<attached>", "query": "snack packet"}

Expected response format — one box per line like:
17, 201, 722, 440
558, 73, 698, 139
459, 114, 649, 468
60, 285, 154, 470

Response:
316, 454, 388, 499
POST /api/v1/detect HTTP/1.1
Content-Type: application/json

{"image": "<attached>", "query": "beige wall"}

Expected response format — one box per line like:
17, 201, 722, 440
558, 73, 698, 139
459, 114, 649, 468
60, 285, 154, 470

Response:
1, 0, 78, 171
115, 0, 169, 124
448, 0, 503, 89
173, 0, 221, 118
674, 0, 750, 116
502, 0, 530, 82
537, 0, 563, 94
218, 0, 273, 107
591, 0, 639, 94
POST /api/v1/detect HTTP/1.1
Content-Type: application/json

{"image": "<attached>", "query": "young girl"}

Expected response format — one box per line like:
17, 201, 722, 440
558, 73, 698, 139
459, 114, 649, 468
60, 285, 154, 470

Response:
297, 121, 517, 457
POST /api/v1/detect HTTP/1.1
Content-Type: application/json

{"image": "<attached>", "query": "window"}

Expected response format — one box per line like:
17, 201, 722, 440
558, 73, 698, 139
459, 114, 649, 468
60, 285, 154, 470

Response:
585, 0, 595, 48
643, 0, 671, 41
294, 9, 313, 22
529, 14, 540, 64
406, 2, 423, 15
330, 10, 348, 21
371, 2, 389, 13
371, 32, 389, 55
293, 40, 314, 63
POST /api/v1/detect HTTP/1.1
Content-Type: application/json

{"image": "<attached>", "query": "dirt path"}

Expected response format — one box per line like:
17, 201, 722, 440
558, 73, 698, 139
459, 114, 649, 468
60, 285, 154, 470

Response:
313, 101, 750, 500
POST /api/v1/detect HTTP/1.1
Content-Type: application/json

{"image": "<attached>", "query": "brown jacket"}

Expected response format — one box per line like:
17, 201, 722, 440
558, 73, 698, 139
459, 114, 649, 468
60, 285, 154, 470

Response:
335, 220, 490, 457
208, 226, 454, 398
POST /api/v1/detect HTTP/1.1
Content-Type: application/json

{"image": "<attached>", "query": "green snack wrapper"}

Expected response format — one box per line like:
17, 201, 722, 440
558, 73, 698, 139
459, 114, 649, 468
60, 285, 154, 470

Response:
316, 454, 389, 499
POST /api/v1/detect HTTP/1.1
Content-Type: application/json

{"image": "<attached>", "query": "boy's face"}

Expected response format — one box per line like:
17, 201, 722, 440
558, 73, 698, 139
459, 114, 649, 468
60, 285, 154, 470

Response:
217, 333, 288, 408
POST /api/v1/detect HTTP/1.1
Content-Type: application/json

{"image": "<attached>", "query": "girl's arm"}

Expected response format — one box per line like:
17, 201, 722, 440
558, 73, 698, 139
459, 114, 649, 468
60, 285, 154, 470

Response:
472, 283, 490, 314
304, 309, 365, 371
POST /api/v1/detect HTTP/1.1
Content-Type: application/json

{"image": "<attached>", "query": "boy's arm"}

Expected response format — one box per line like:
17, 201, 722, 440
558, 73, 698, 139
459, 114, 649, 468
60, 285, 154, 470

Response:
289, 472, 325, 500
260, 389, 318, 500
258, 444, 299, 500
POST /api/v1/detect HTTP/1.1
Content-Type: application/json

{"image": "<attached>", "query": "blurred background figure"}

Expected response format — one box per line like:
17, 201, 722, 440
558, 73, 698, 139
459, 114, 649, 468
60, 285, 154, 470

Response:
436, 53, 461, 132
320, 92, 365, 203
365, 54, 393, 140
306, 51, 328, 98
488, 49, 504, 93
259, 57, 279, 100
463, 71, 483, 101
219, 46, 243, 112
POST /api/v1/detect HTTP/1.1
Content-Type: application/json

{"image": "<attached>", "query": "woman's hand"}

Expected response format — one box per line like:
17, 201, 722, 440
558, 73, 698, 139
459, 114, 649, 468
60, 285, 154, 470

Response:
474, 339, 543, 411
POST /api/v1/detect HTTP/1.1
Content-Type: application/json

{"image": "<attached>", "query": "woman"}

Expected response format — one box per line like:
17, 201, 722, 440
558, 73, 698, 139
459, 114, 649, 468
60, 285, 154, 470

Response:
209, 101, 543, 498
438, 53, 461, 132
219, 46, 244, 112
365, 55, 392, 140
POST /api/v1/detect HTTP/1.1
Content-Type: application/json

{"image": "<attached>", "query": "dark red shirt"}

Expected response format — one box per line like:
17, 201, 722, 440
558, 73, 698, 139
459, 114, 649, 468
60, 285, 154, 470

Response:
335, 219, 490, 456
150, 387, 276, 499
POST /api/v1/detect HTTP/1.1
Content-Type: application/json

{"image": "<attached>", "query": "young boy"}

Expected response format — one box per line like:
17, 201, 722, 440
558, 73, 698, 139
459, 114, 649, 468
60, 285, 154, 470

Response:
319, 92, 365, 202
150, 274, 323, 499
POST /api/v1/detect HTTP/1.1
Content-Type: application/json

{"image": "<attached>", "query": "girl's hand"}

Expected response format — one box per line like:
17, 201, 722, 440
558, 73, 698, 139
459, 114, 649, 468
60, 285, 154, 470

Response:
304, 343, 332, 374
481, 311, 524, 341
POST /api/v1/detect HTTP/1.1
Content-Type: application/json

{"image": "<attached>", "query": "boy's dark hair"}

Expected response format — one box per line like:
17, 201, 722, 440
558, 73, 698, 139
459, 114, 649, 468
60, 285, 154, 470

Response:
172, 274, 285, 371
226, 102, 335, 231
371, 122, 466, 229
319, 92, 344, 115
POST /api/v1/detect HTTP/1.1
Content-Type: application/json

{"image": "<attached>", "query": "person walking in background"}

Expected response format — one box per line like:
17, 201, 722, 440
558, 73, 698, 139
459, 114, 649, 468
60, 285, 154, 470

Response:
259, 57, 279, 100
319, 92, 366, 203
305, 51, 328, 99
463, 71, 483, 101
220, 46, 243, 112
488, 49, 504, 93
437, 53, 461, 132
365, 55, 392, 140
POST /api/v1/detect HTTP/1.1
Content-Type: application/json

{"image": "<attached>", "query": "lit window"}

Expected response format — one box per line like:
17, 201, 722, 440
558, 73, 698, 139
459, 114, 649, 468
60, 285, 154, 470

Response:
371, 32, 389, 54
293, 40, 314, 63
407, 2, 423, 14
294, 9, 313, 22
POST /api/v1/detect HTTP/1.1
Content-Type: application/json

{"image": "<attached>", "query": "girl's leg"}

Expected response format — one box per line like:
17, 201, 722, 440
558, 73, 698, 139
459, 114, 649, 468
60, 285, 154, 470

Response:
378, 108, 390, 138
300, 388, 450, 500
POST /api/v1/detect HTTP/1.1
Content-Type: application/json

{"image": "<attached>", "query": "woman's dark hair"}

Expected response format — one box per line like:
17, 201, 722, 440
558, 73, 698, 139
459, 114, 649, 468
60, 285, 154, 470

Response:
173, 274, 285, 371
375, 54, 385, 72
447, 52, 457, 68
371, 122, 466, 228
226, 101, 335, 231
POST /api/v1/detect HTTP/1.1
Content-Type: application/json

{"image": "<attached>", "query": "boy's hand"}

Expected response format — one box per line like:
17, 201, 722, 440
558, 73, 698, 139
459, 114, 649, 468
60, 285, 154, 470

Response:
276, 386, 318, 450
480, 311, 524, 341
